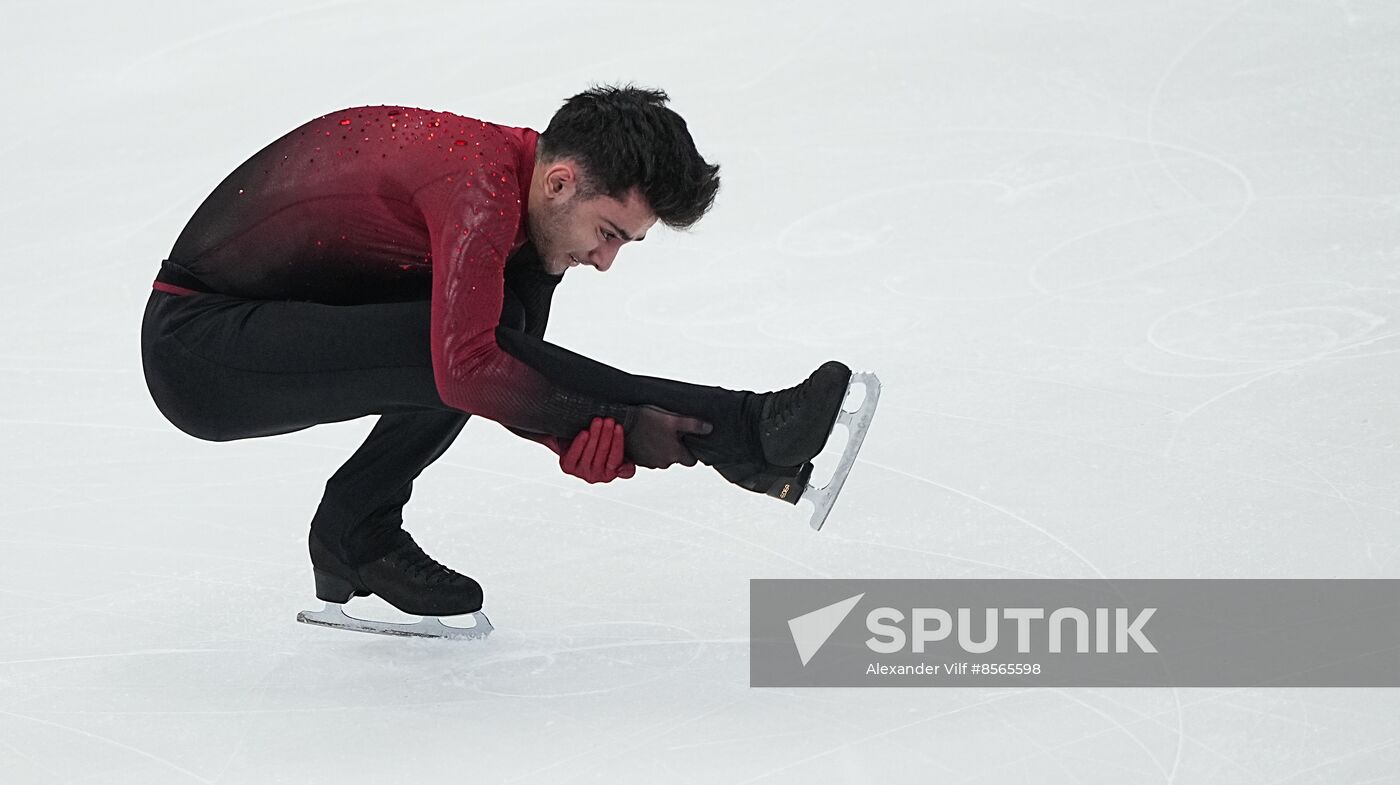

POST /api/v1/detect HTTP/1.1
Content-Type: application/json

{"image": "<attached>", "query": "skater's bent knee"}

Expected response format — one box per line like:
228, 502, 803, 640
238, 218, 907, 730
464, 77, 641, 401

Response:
161, 412, 247, 442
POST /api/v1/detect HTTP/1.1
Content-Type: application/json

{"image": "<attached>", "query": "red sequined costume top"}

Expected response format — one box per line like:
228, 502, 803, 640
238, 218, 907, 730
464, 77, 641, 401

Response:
155, 105, 632, 439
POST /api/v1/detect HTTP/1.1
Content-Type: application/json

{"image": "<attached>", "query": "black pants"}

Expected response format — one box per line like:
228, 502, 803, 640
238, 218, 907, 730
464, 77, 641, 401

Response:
140, 278, 758, 564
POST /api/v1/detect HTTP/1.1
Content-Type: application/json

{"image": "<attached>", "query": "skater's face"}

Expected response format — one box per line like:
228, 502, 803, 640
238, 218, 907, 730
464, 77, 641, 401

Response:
528, 160, 656, 276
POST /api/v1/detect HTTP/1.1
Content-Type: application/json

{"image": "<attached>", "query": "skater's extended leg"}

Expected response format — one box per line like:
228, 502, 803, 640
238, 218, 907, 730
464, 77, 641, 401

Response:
495, 329, 856, 499
495, 256, 852, 475
501, 255, 787, 480
495, 327, 765, 465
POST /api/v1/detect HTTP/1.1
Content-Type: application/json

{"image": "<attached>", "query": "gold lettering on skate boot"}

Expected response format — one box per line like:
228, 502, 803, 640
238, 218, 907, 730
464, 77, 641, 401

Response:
780, 483, 792, 499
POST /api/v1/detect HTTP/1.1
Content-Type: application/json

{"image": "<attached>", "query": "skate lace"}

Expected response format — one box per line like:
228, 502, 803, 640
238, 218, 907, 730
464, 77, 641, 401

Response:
767, 383, 808, 431
392, 545, 457, 586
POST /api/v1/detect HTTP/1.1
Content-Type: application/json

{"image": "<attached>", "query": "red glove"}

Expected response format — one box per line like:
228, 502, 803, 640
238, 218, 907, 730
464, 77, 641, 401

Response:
560, 417, 637, 484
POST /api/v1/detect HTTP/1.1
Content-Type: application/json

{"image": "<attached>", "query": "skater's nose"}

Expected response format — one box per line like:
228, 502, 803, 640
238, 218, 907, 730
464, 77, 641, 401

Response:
591, 244, 618, 272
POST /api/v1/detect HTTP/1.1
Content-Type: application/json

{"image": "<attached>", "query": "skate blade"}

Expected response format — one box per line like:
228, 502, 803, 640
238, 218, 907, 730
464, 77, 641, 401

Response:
296, 602, 493, 640
803, 371, 881, 531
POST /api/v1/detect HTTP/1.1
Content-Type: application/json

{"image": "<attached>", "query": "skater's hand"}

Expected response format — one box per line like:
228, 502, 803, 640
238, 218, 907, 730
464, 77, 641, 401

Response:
627, 405, 712, 469
560, 417, 637, 484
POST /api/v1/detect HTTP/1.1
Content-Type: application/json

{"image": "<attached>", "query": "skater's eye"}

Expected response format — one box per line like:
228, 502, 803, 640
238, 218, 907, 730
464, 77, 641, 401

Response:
601, 229, 617, 242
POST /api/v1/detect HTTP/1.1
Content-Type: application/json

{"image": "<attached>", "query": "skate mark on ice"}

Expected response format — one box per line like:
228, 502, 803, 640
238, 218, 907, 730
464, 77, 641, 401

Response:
902, 365, 1182, 414
817, 532, 1063, 578
122, 570, 290, 594
1080, 687, 1252, 785
889, 402, 1400, 562
1293, 457, 1368, 535
0, 536, 305, 629
0, 538, 299, 573
731, 4, 836, 91
431, 457, 833, 577
859, 459, 1108, 579
1210, 691, 1332, 730
0, 648, 256, 669
0, 203, 185, 290
1024, 198, 1247, 295
734, 691, 1028, 784
910, 125, 1254, 300
503, 692, 747, 783
466, 626, 721, 700
1016, 687, 1266, 785
0, 733, 68, 782
775, 178, 1014, 259
0, 565, 278, 638
1257, 738, 1400, 785
1035, 689, 1181, 784
662, 726, 814, 753
1145, 0, 1256, 204
874, 154, 1212, 305
0, 471, 332, 528
549, 485, 830, 575
1143, 282, 1397, 366
0, 709, 217, 784
885, 401, 1184, 459
488, 513, 763, 576
1158, 327, 1400, 460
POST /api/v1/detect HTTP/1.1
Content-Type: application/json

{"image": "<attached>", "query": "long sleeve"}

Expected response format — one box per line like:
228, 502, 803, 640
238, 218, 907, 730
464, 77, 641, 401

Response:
501, 244, 570, 453
412, 140, 634, 438
503, 245, 562, 341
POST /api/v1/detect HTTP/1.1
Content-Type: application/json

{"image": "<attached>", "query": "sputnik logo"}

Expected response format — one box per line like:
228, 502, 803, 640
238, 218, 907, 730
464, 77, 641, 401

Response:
787, 593, 865, 666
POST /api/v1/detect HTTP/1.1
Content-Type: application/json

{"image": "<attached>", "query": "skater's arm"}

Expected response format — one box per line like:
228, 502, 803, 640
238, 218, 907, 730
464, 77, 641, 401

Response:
415, 149, 704, 469
503, 426, 565, 455
494, 257, 566, 452
414, 156, 631, 437
499, 245, 647, 474
501, 420, 636, 483
492, 326, 720, 467
503, 244, 562, 340
559, 418, 635, 483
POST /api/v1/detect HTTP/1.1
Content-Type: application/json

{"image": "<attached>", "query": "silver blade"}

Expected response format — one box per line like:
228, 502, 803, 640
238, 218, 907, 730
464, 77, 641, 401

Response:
804, 371, 881, 531
296, 602, 493, 640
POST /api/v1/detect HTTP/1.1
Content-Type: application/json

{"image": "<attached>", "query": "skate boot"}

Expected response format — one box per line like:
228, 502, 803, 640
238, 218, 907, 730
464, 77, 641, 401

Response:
745, 360, 883, 530
297, 531, 492, 639
756, 360, 853, 467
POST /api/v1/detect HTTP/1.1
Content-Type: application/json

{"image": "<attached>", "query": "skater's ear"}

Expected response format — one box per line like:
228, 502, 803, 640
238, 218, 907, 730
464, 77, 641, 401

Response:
541, 160, 582, 201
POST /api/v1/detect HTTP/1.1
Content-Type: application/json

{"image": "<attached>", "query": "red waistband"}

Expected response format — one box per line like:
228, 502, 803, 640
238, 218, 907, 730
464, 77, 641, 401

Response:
152, 280, 201, 296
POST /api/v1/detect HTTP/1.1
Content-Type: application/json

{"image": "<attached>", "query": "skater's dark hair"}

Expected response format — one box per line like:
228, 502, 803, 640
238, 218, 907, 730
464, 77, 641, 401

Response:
538, 84, 720, 230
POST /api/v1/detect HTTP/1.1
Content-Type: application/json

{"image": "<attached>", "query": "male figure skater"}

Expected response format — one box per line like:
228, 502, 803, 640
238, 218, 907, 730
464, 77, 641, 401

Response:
140, 85, 877, 638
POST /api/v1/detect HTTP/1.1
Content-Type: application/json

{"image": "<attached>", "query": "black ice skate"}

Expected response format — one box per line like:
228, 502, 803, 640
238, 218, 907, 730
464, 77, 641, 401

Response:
296, 531, 492, 640
752, 360, 882, 530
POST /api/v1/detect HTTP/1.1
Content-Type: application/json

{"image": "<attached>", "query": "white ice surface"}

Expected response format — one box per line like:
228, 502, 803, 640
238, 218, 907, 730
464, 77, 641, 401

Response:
3, 1, 1400, 782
